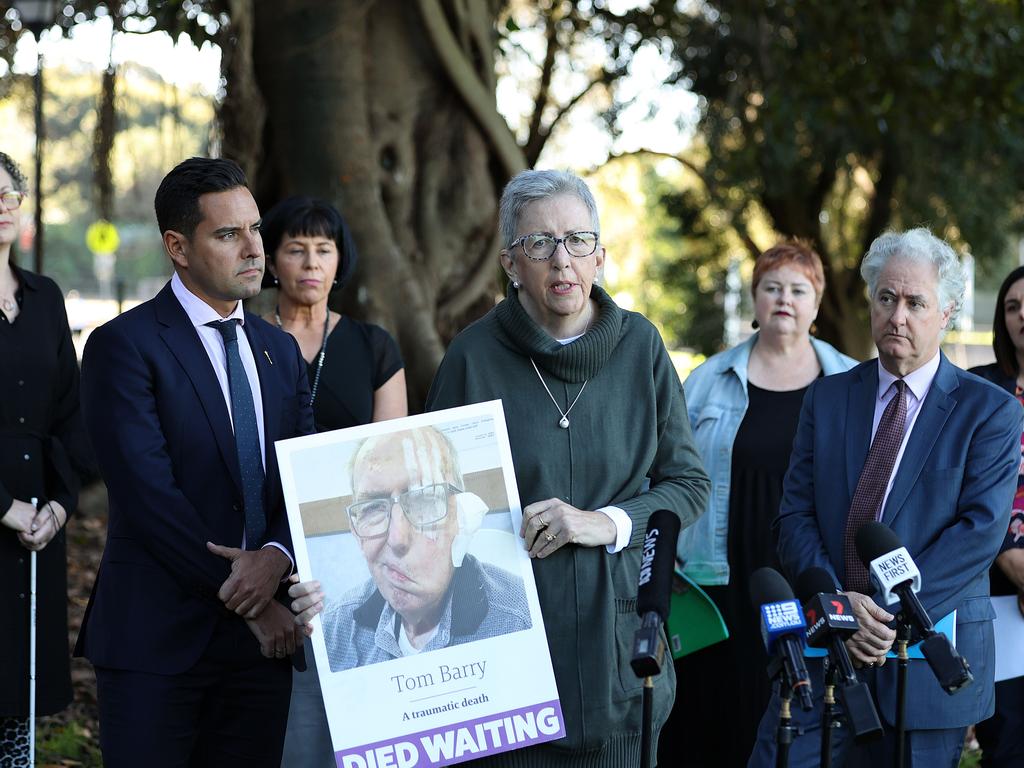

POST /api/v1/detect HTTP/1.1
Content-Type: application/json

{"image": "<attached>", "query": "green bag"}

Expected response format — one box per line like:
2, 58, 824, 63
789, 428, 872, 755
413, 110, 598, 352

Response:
667, 568, 729, 659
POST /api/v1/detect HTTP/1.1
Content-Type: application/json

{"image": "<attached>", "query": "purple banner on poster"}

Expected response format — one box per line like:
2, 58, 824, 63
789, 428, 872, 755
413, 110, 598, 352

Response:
336, 700, 565, 768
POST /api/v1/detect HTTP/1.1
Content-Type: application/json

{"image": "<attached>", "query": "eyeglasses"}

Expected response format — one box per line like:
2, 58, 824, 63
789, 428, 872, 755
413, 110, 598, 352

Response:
0, 191, 25, 211
346, 482, 462, 539
510, 231, 599, 261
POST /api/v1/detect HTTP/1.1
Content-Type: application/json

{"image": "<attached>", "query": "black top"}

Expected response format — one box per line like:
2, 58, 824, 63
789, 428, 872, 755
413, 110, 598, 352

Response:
672, 380, 809, 767
0, 265, 92, 716
968, 362, 1024, 597
310, 317, 403, 431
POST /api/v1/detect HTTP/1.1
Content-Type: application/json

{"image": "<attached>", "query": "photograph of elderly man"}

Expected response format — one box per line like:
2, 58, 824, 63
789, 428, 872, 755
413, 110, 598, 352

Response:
321, 426, 531, 671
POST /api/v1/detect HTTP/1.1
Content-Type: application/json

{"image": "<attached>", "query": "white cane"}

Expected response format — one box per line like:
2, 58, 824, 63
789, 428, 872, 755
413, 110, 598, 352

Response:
29, 496, 38, 768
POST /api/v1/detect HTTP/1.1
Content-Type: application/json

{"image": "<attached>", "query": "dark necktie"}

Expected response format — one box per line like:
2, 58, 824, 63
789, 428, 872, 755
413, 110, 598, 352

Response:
842, 379, 907, 593
208, 319, 266, 548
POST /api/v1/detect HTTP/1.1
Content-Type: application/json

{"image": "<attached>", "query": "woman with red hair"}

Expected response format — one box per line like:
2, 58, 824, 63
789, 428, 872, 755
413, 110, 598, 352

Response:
662, 241, 858, 767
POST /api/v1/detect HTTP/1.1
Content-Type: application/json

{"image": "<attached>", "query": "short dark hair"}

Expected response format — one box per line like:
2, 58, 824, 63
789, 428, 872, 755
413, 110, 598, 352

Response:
260, 196, 359, 290
992, 265, 1024, 378
154, 157, 249, 239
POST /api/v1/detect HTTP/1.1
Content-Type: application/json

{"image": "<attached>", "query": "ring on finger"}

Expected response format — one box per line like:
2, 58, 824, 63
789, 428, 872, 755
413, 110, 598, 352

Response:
537, 516, 549, 529
545, 532, 556, 542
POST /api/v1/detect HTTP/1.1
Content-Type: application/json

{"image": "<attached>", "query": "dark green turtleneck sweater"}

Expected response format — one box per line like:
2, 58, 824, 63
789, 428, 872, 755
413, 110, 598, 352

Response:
426, 286, 710, 767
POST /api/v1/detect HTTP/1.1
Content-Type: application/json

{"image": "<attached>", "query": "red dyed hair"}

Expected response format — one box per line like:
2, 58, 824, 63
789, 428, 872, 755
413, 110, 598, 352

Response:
751, 240, 825, 303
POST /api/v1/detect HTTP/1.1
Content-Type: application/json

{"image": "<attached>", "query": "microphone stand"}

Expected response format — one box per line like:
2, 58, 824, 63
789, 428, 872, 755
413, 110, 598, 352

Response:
767, 657, 796, 768
819, 660, 839, 768
641, 676, 653, 768
894, 619, 912, 768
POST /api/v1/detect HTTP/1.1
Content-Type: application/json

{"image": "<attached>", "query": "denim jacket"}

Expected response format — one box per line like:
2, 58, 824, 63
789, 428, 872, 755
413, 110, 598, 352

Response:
677, 333, 857, 584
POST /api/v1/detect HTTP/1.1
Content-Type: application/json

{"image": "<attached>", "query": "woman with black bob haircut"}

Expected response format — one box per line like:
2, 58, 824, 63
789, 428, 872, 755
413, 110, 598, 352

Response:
968, 264, 1024, 767
261, 195, 407, 432
262, 196, 407, 767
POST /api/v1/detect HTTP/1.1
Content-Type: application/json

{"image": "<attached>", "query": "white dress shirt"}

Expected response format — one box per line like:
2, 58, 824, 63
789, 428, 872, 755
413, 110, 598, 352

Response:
171, 273, 292, 569
872, 351, 942, 518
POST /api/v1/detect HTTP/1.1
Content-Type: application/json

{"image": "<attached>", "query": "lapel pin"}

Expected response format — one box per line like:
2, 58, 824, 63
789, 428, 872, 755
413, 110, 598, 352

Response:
263, 350, 274, 365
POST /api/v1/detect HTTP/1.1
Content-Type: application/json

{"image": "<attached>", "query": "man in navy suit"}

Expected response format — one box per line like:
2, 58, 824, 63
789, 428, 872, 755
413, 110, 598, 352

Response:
76, 158, 316, 766
750, 228, 1022, 767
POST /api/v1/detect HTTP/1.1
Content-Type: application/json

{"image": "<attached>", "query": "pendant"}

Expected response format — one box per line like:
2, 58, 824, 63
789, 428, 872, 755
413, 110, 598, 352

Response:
559, 416, 569, 429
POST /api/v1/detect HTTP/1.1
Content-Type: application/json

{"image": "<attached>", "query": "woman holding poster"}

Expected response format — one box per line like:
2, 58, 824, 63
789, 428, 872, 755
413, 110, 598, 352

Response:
426, 169, 711, 766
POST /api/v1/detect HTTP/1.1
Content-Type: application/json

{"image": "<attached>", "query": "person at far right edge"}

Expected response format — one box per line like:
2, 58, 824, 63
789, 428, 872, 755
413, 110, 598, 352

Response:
749, 228, 1022, 768
968, 265, 1024, 767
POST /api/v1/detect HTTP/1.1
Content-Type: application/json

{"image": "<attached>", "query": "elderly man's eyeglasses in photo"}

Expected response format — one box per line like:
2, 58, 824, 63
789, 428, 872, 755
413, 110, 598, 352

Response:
346, 482, 463, 539
0, 191, 25, 211
510, 231, 599, 262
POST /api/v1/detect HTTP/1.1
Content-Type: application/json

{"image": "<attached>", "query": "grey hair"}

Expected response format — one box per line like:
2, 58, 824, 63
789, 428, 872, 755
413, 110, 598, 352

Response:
860, 227, 966, 323
0, 152, 28, 193
498, 169, 600, 250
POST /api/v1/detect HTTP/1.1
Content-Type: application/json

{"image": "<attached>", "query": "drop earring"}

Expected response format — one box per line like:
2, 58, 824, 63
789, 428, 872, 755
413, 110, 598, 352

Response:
751, 319, 759, 330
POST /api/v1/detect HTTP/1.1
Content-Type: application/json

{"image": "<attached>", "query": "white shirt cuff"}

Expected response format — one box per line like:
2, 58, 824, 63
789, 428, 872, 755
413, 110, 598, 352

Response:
262, 541, 295, 580
597, 506, 632, 554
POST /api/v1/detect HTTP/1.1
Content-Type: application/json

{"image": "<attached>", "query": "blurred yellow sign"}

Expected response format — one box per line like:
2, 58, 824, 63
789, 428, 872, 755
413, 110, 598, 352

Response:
85, 220, 120, 255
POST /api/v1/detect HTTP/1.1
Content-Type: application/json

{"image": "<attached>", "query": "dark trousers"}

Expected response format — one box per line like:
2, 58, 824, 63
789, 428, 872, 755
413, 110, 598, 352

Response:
95, 617, 292, 768
976, 676, 1024, 767
748, 662, 966, 768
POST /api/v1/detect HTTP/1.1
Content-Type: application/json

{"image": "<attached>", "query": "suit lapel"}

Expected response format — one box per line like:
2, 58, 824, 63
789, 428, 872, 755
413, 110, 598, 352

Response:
881, 355, 958, 525
155, 285, 243, 496
845, 362, 877, 499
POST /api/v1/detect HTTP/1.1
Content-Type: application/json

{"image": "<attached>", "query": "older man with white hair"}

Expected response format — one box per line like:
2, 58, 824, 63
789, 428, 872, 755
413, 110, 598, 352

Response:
750, 228, 1023, 767
322, 427, 530, 672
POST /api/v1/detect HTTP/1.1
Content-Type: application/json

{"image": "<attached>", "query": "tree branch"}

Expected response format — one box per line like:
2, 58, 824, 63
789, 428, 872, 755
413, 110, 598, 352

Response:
605, 149, 761, 259
525, 73, 607, 166
523, 11, 559, 164
417, 0, 526, 179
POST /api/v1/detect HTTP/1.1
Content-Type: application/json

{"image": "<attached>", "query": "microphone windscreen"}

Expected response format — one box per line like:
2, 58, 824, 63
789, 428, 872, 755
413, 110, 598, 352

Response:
749, 566, 794, 607
636, 509, 681, 622
854, 522, 901, 567
795, 567, 839, 603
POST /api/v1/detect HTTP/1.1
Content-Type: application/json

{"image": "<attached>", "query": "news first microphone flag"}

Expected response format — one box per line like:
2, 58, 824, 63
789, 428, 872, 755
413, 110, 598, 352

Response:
276, 402, 563, 768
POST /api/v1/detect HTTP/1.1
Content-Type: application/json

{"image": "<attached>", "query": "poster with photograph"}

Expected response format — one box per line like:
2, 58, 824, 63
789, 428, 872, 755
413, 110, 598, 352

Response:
277, 401, 564, 767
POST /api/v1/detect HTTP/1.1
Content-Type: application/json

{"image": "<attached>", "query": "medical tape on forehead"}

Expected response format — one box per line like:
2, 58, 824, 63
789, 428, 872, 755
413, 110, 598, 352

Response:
395, 430, 444, 486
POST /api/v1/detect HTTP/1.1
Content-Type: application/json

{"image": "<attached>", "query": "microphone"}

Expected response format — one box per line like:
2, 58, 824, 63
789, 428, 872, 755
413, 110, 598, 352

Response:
630, 510, 681, 678
750, 567, 814, 711
855, 522, 973, 694
795, 567, 883, 741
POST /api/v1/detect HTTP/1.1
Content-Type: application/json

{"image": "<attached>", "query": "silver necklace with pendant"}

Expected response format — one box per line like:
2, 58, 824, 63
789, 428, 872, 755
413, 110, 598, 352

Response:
530, 358, 588, 429
276, 305, 330, 406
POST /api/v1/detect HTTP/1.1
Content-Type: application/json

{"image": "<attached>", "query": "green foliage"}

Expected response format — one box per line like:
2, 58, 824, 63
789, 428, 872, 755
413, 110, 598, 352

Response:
645, 175, 729, 355
1, 58, 211, 294
602, 0, 1024, 352
37, 719, 103, 767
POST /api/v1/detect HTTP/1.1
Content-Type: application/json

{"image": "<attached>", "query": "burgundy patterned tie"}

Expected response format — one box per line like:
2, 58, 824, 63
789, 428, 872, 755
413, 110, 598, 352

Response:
842, 379, 907, 593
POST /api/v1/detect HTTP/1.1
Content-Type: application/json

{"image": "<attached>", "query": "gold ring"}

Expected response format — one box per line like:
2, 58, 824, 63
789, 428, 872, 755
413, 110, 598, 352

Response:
545, 532, 555, 542
538, 517, 549, 529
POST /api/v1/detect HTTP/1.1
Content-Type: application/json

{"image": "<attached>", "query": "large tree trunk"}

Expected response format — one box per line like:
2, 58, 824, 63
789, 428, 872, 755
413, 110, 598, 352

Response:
248, 0, 513, 409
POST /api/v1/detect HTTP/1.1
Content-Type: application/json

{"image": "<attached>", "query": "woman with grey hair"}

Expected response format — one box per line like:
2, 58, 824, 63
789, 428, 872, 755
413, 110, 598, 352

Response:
0, 152, 92, 765
426, 169, 711, 766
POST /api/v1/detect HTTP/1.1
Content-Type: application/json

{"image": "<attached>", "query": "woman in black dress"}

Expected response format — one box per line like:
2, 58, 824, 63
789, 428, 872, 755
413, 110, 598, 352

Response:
260, 196, 407, 766
968, 266, 1024, 767
662, 242, 857, 766
0, 153, 92, 766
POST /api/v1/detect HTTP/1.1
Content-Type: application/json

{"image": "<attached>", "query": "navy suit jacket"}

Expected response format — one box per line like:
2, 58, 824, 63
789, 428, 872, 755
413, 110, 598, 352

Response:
775, 353, 1022, 729
75, 283, 314, 674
